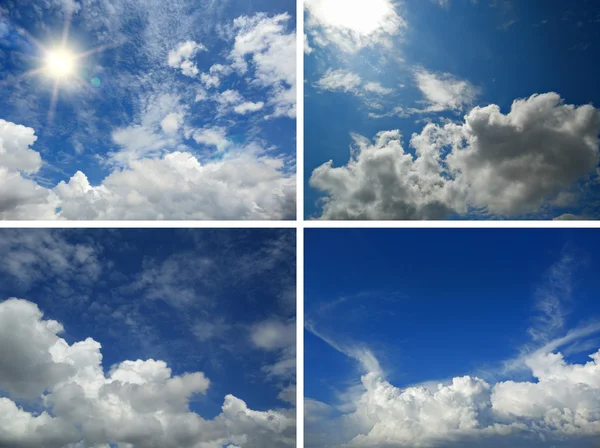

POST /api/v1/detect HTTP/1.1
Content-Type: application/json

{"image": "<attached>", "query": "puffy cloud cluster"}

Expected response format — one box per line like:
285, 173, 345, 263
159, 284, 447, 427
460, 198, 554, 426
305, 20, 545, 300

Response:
305, 0, 406, 53
307, 345, 600, 448
0, 119, 295, 220
310, 129, 458, 220
311, 92, 600, 219
0, 298, 295, 448
230, 13, 296, 119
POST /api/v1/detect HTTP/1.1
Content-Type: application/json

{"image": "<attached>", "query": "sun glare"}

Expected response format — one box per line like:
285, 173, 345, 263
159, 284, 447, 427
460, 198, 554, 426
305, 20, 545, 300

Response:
44, 49, 76, 79
306, 0, 394, 36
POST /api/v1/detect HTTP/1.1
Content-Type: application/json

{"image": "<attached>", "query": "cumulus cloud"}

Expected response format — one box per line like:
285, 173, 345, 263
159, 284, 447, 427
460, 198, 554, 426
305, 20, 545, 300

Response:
0, 118, 295, 220
0, 120, 57, 219
306, 336, 600, 448
0, 298, 295, 448
55, 150, 296, 220
305, 0, 406, 53
310, 92, 600, 219
230, 13, 296, 118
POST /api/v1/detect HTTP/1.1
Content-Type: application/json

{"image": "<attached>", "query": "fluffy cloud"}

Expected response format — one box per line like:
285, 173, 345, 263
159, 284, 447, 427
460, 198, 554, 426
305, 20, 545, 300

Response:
310, 130, 458, 220
306, 344, 600, 448
0, 298, 295, 448
230, 13, 296, 118
305, 0, 406, 53
55, 150, 296, 220
168, 40, 207, 77
0, 119, 295, 220
311, 92, 600, 219
0, 120, 57, 219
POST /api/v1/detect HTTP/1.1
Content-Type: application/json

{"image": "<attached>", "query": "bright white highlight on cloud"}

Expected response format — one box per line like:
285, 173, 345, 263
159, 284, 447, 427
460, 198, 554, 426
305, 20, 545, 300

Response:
168, 40, 207, 77
310, 92, 600, 219
0, 298, 295, 448
305, 0, 406, 53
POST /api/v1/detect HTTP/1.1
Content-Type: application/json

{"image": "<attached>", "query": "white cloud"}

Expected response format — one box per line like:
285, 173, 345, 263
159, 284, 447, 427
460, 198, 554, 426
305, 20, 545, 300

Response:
55, 150, 296, 220
252, 319, 296, 383
310, 130, 458, 220
363, 81, 393, 95
168, 40, 207, 77
192, 126, 230, 151
234, 101, 265, 115
0, 298, 295, 448
305, 0, 406, 53
251, 320, 296, 350
0, 119, 42, 173
0, 117, 295, 220
414, 69, 478, 113
161, 112, 183, 134
315, 69, 362, 93
230, 13, 296, 118
304, 33, 313, 54
307, 340, 600, 448
0, 120, 57, 219
311, 92, 600, 219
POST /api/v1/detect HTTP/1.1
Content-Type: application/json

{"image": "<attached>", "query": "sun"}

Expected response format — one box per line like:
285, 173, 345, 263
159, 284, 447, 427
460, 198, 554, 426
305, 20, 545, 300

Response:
44, 48, 77, 79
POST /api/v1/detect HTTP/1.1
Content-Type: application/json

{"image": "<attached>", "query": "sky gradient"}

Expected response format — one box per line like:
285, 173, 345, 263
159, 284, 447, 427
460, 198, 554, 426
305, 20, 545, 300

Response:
305, 228, 600, 447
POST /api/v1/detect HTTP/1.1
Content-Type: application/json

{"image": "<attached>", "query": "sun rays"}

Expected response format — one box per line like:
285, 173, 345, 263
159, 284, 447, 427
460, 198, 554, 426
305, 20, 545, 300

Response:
0, 5, 118, 123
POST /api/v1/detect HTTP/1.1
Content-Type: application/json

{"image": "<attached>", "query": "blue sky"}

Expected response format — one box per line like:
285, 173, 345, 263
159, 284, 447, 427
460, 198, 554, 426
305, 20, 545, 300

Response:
305, 228, 600, 447
305, 0, 600, 220
0, 0, 296, 220
0, 228, 296, 447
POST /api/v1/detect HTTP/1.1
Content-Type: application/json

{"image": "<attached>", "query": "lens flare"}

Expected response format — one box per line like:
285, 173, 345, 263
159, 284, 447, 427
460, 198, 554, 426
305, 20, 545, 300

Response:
44, 49, 76, 79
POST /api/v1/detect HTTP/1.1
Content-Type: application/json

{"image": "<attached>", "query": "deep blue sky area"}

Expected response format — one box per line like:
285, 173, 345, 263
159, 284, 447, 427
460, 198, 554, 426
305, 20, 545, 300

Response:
305, 0, 600, 219
0, 228, 296, 419
305, 228, 600, 405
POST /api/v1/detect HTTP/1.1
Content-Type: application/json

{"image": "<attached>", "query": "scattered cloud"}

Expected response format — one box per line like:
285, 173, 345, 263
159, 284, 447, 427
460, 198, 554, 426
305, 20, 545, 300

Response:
413, 69, 479, 113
